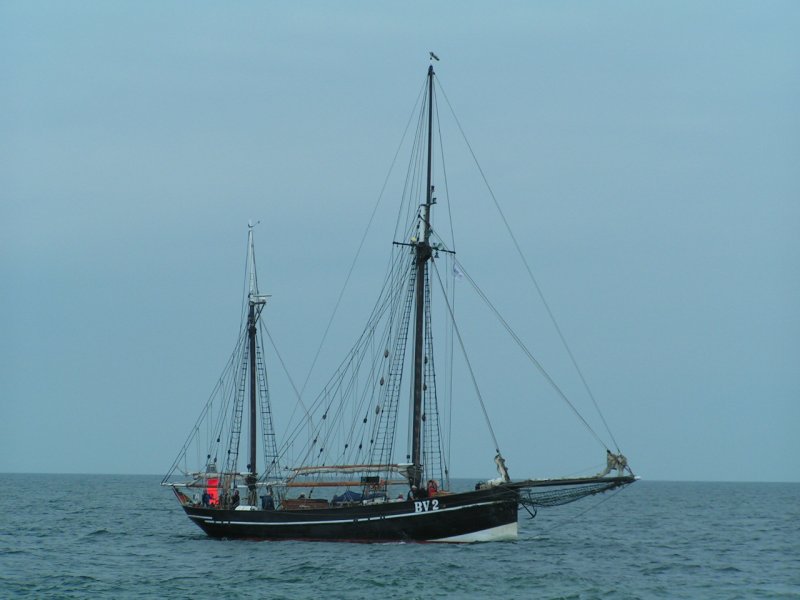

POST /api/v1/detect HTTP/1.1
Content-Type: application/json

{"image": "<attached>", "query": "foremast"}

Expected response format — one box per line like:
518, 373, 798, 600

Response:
410, 64, 436, 489
246, 223, 268, 504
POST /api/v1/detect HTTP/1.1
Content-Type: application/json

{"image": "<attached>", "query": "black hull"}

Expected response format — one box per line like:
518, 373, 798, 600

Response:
182, 486, 520, 542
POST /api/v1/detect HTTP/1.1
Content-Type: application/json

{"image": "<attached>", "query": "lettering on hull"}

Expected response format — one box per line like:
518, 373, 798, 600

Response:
414, 499, 439, 513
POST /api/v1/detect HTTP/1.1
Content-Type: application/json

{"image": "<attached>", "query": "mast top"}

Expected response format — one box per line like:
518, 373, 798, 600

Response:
246, 221, 266, 300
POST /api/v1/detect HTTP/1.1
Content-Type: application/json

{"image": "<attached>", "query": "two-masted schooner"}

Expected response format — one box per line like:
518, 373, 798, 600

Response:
162, 60, 636, 542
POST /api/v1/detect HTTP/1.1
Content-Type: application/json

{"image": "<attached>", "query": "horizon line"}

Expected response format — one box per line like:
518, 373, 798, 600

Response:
2, 471, 798, 485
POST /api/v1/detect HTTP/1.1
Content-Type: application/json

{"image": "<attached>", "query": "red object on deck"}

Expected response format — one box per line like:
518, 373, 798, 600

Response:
207, 478, 219, 505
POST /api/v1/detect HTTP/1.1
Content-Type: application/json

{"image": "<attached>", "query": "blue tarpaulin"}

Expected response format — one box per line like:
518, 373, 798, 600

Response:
332, 490, 363, 504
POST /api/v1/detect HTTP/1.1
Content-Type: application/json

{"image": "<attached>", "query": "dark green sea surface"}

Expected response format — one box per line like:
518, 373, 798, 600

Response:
1, 475, 798, 599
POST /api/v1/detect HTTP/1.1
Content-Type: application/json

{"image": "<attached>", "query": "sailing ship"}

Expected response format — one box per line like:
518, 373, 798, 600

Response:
163, 60, 636, 542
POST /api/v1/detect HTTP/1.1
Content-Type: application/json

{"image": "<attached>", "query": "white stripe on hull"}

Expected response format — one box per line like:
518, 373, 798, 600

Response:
430, 521, 518, 543
188, 499, 508, 527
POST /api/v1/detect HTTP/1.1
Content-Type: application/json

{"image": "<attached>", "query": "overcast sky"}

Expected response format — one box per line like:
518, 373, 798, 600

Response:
2, 1, 798, 482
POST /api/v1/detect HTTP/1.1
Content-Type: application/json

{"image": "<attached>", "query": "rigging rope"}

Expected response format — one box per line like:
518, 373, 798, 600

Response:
271, 247, 415, 472
263, 326, 313, 438
298, 78, 428, 400
451, 256, 608, 450
433, 84, 456, 489
437, 80, 621, 453
430, 260, 502, 455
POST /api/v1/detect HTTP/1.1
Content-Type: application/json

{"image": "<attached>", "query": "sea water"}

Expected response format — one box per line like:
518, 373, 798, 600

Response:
1, 475, 798, 599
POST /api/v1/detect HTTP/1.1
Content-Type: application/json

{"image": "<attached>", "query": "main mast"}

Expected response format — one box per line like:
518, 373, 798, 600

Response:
410, 64, 435, 488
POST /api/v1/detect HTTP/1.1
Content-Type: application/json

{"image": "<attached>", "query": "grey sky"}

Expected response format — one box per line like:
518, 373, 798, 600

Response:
1, 1, 798, 482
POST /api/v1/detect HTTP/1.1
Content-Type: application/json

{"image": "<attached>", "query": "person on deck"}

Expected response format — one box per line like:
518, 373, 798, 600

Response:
201, 490, 211, 507
407, 486, 417, 501
427, 479, 439, 497
232, 489, 240, 508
